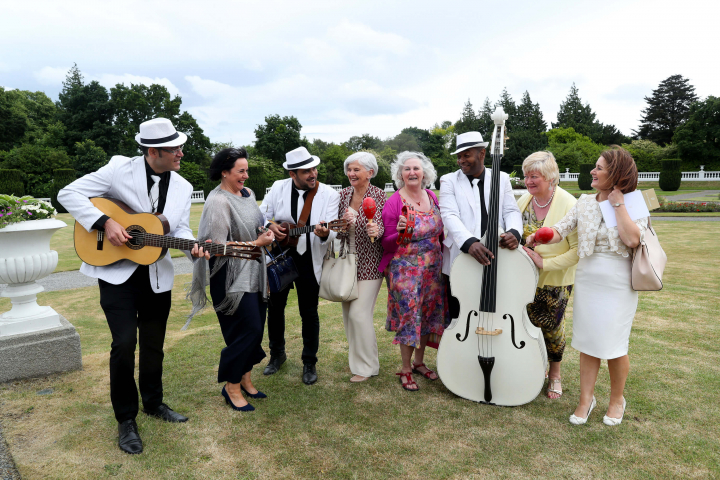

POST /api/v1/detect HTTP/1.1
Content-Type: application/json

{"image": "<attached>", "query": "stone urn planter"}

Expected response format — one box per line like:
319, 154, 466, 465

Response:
0, 218, 82, 382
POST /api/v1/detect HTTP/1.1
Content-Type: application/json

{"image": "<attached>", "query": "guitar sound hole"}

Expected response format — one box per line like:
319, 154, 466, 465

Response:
126, 225, 146, 250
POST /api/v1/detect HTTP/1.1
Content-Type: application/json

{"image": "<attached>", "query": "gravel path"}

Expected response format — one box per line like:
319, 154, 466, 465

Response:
0, 421, 20, 480
0, 256, 195, 293
667, 190, 720, 201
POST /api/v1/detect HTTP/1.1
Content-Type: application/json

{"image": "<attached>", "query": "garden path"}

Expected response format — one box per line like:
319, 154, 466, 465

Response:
667, 190, 720, 201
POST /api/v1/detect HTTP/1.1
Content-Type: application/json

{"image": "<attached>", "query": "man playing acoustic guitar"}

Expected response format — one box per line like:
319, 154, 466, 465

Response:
58, 118, 210, 455
260, 147, 340, 385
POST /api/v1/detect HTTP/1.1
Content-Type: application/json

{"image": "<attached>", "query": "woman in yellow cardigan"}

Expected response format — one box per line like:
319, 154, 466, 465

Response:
517, 151, 579, 399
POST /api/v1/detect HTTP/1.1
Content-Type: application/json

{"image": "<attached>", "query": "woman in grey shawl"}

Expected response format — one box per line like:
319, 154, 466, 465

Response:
188, 148, 275, 412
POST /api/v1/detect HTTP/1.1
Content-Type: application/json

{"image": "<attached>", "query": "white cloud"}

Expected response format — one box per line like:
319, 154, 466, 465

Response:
33, 66, 71, 85
327, 20, 411, 55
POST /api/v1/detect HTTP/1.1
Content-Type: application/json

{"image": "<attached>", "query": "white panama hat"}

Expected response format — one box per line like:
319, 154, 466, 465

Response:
452, 131, 489, 155
135, 118, 188, 147
283, 147, 321, 170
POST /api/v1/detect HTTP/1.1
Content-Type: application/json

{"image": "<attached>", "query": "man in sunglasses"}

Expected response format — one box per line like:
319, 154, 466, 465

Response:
58, 117, 209, 455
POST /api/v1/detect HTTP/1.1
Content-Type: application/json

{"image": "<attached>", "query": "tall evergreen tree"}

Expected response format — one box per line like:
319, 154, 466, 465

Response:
477, 97, 495, 138
510, 91, 549, 165
56, 64, 120, 155
553, 83, 598, 140
635, 74, 698, 146
454, 99, 481, 135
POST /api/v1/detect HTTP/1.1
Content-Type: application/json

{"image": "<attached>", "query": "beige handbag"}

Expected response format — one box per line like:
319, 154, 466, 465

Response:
631, 218, 667, 291
319, 237, 359, 302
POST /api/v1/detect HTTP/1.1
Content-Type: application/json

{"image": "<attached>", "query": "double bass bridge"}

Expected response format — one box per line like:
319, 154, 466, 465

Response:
476, 327, 502, 336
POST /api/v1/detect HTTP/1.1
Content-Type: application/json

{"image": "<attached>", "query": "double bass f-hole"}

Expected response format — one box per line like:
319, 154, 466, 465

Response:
457, 310, 477, 342
504, 313, 526, 350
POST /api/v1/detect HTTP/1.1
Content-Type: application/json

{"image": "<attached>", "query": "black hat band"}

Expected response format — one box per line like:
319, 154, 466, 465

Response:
139, 132, 180, 144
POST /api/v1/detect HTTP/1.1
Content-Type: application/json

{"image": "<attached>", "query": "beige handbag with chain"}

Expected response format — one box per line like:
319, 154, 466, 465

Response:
319, 236, 359, 302
631, 218, 667, 291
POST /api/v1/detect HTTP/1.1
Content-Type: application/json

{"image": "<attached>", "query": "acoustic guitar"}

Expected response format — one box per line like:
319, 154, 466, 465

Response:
74, 197, 262, 267
274, 219, 348, 248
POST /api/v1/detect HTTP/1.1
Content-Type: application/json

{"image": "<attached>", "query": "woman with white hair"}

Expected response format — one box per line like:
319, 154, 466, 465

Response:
336, 152, 386, 382
379, 151, 449, 392
517, 151, 579, 399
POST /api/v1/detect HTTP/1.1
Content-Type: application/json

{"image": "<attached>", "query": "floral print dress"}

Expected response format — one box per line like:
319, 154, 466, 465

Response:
385, 195, 449, 347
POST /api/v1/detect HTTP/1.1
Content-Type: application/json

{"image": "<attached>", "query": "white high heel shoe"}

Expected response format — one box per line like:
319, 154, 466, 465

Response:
569, 396, 596, 425
603, 397, 627, 426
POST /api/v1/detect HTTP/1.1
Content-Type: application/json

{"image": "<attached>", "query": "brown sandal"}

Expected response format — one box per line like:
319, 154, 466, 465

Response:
412, 363, 438, 380
396, 372, 419, 391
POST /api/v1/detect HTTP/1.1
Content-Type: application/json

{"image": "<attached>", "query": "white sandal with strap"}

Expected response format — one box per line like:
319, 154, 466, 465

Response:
547, 378, 563, 398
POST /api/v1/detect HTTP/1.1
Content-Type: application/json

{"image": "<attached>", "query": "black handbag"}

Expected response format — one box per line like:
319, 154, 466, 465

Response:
264, 242, 299, 293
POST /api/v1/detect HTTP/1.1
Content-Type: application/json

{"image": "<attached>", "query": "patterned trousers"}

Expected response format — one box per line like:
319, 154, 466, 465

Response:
526, 285, 573, 363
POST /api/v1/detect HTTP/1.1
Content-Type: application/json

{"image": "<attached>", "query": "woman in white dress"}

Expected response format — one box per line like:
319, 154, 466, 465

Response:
526, 147, 647, 426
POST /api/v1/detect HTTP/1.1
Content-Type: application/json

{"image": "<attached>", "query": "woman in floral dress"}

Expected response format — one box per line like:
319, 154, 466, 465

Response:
380, 151, 449, 391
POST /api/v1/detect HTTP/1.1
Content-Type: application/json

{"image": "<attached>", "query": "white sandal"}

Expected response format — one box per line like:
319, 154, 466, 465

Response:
569, 396, 596, 425
547, 378, 562, 398
603, 397, 627, 426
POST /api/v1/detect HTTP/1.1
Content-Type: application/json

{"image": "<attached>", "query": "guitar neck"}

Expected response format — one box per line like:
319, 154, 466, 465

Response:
134, 232, 243, 256
288, 223, 326, 237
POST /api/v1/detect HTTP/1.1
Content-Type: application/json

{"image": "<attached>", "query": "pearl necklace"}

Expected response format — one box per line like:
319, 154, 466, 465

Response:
533, 187, 555, 209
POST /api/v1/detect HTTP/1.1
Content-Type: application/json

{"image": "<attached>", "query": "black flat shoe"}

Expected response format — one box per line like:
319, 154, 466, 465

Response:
118, 419, 143, 455
143, 403, 188, 423
302, 364, 318, 385
221, 386, 255, 412
241, 385, 267, 399
263, 353, 287, 376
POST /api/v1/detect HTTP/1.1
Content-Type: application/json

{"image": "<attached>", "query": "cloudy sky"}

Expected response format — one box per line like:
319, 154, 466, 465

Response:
2, 0, 719, 146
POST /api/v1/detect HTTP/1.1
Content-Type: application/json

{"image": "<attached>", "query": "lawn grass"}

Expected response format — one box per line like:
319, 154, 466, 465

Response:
559, 181, 720, 192
1, 222, 719, 479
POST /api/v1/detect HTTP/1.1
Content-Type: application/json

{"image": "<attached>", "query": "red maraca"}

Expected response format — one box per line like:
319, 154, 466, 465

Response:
362, 197, 377, 243
534, 227, 555, 244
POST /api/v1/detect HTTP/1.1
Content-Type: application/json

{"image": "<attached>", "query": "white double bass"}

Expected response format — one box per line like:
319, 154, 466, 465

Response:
437, 108, 547, 406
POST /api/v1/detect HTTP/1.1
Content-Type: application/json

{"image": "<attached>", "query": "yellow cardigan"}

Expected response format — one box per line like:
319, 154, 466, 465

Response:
517, 187, 579, 288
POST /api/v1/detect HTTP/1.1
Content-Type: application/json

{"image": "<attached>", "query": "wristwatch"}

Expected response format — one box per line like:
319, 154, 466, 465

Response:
613, 203, 624, 207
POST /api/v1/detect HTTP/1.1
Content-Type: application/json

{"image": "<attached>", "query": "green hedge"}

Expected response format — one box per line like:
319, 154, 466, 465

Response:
0, 169, 25, 196
245, 165, 267, 200
513, 165, 523, 176
202, 179, 220, 198
371, 165, 392, 191
435, 165, 454, 189
51, 169, 76, 213
578, 163, 593, 191
659, 159, 682, 192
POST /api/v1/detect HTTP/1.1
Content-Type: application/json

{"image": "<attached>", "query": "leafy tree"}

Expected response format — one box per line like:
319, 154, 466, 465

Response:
399, 127, 445, 161
175, 111, 213, 168
73, 139, 108, 176
51, 169, 76, 213
177, 161, 206, 189
673, 96, 720, 170
110, 83, 183, 157
0, 87, 27, 151
545, 127, 604, 173
635, 75, 698, 146
321, 144, 352, 186
254, 114, 308, 166
384, 133, 420, 153
621, 140, 662, 172
0, 144, 72, 197
344, 134, 382, 152
56, 64, 120, 155
308, 138, 333, 157
552, 84, 599, 141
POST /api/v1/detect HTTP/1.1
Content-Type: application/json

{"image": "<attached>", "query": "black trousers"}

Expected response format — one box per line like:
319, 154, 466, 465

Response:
209, 260, 267, 383
267, 251, 320, 365
99, 265, 171, 423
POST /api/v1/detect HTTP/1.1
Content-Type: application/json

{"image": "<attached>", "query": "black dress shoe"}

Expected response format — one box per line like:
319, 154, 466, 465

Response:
118, 419, 143, 455
143, 403, 188, 423
302, 364, 318, 385
263, 353, 287, 376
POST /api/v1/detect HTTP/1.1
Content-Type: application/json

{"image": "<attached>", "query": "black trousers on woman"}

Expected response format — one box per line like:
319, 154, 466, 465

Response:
209, 258, 267, 383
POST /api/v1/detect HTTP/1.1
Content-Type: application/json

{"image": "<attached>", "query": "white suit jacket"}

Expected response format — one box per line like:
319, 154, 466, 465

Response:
259, 179, 340, 283
58, 155, 195, 293
439, 168, 523, 276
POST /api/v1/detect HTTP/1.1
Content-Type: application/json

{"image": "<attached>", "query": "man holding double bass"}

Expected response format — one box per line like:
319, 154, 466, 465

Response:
260, 147, 340, 385
439, 131, 523, 316
58, 118, 209, 455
